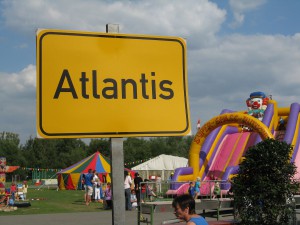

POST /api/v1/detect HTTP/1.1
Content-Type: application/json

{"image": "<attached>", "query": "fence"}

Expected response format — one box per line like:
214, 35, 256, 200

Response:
137, 179, 232, 201
134, 170, 175, 182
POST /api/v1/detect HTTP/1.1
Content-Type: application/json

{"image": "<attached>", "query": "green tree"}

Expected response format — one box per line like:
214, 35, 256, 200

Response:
0, 132, 28, 181
148, 136, 192, 158
233, 138, 299, 225
124, 138, 151, 167
22, 138, 87, 169
87, 139, 110, 157
55, 139, 87, 168
0, 132, 23, 165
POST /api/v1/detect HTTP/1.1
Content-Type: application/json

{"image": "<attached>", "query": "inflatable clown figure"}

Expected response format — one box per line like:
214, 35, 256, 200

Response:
0, 157, 6, 195
246, 91, 269, 121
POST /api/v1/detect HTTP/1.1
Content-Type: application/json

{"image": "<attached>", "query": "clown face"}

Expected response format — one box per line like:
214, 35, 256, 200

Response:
250, 97, 263, 110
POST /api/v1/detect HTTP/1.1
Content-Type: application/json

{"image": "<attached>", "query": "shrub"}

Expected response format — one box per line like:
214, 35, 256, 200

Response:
233, 138, 299, 225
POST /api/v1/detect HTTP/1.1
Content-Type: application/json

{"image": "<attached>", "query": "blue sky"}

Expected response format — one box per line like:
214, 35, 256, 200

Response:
1, 0, 300, 144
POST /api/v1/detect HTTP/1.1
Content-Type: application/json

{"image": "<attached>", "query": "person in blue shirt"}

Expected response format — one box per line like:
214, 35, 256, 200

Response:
194, 177, 201, 199
188, 182, 195, 197
84, 168, 94, 206
172, 194, 208, 225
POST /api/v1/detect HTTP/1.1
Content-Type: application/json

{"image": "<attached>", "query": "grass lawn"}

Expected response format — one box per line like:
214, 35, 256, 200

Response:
0, 187, 104, 216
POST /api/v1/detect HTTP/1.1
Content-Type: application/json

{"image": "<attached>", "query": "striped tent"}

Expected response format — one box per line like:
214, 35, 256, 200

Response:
57, 151, 111, 190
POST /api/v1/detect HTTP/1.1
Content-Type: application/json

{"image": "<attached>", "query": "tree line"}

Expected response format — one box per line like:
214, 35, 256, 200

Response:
0, 131, 193, 177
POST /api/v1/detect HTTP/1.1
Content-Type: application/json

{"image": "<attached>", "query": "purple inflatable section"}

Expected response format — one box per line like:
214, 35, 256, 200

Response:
253, 103, 273, 145
285, 103, 300, 161
284, 103, 300, 144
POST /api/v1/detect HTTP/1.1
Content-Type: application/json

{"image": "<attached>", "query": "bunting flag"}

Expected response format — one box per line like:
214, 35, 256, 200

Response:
2, 157, 151, 173
124, 158, 152, 166
21, 167, 62, 172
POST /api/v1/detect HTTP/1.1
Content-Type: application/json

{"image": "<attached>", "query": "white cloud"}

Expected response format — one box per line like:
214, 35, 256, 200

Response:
229, 0, 267, 28
0, 65, 36, 143
1, 0, 226, 48
188, 32, 300, 127
1, 0, 300, 143
0, 64, 36, 94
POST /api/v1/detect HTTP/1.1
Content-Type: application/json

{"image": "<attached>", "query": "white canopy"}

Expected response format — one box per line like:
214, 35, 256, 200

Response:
131, 154, 188, 170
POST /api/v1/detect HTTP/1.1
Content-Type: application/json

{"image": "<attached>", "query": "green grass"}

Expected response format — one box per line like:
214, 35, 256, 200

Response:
0, 187, 104, 216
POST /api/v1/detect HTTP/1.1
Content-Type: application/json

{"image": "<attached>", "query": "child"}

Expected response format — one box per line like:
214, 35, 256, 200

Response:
22, 181, 28, 200
194, 177, 201, 200
213, 182, 221, 199
188, 181, 195, 197
147, 183, 156, 201
94, 178, 103, 203
131, 189, 138, 208
104, 182, 112, 209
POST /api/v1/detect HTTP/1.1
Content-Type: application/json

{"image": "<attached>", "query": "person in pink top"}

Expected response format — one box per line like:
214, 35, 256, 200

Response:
124, 171, 132, 210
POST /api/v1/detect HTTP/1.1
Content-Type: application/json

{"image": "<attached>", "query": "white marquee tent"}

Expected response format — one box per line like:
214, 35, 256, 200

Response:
131, 154, 188, 180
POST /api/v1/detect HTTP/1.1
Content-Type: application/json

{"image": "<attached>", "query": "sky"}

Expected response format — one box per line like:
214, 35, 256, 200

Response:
1, 0, 300, 145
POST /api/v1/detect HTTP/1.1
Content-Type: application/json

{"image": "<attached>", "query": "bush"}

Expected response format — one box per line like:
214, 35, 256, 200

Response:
233, 138, 299, 225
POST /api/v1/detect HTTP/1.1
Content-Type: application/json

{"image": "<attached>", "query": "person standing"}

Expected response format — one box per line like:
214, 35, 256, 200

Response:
104, 182, 112, 209
156, 175, 162, 194
169, 172, 174, 181
94, 178, 103, 203
10, 182, 17, 201
92, 170, 99, 201
134, 172, 143, 206
188, 182, 195, 197
172, 194, 208, 225
194, 177, 201, 200
124, 171, 132, 210
84, 169, 94, 206
22, 181, 28, 200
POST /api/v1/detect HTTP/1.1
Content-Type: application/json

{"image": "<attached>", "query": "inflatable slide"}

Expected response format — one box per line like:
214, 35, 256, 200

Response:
167, 92, 300, 195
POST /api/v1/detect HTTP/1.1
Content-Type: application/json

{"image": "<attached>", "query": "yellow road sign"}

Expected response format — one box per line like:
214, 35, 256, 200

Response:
36, 29, 190, 138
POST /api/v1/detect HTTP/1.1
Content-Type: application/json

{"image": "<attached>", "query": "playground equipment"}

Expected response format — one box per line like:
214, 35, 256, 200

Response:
0, 157, 6, 195
168, 91, 300, 195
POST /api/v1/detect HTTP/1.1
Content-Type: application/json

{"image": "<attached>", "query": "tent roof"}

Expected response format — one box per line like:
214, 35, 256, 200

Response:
57, 151, 110, 174
131, 154, 188, 170
5, 166, 20, 173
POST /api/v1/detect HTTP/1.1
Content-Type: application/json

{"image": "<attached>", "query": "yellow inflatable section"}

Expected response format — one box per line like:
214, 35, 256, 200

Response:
189, 112, 274, 180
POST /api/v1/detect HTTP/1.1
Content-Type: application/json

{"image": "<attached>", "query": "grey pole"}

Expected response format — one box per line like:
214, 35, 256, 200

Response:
107, 23, 125, 225
110, 137, 125, 225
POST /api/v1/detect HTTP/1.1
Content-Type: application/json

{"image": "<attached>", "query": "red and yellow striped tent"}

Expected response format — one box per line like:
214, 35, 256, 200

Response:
57, 151, 111, 190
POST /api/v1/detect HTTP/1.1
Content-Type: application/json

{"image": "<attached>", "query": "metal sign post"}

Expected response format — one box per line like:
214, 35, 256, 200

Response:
107, 23, 125, 225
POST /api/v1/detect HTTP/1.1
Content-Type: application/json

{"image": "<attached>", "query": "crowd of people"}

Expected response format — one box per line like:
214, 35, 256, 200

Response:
187, 174, 230, 200
0, 180, 29, 208
81, 169, 157, 210
82, 169, 111, 208
10, 181, 28, 201
81, 169, 231, 224
125, 171, 157, 211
